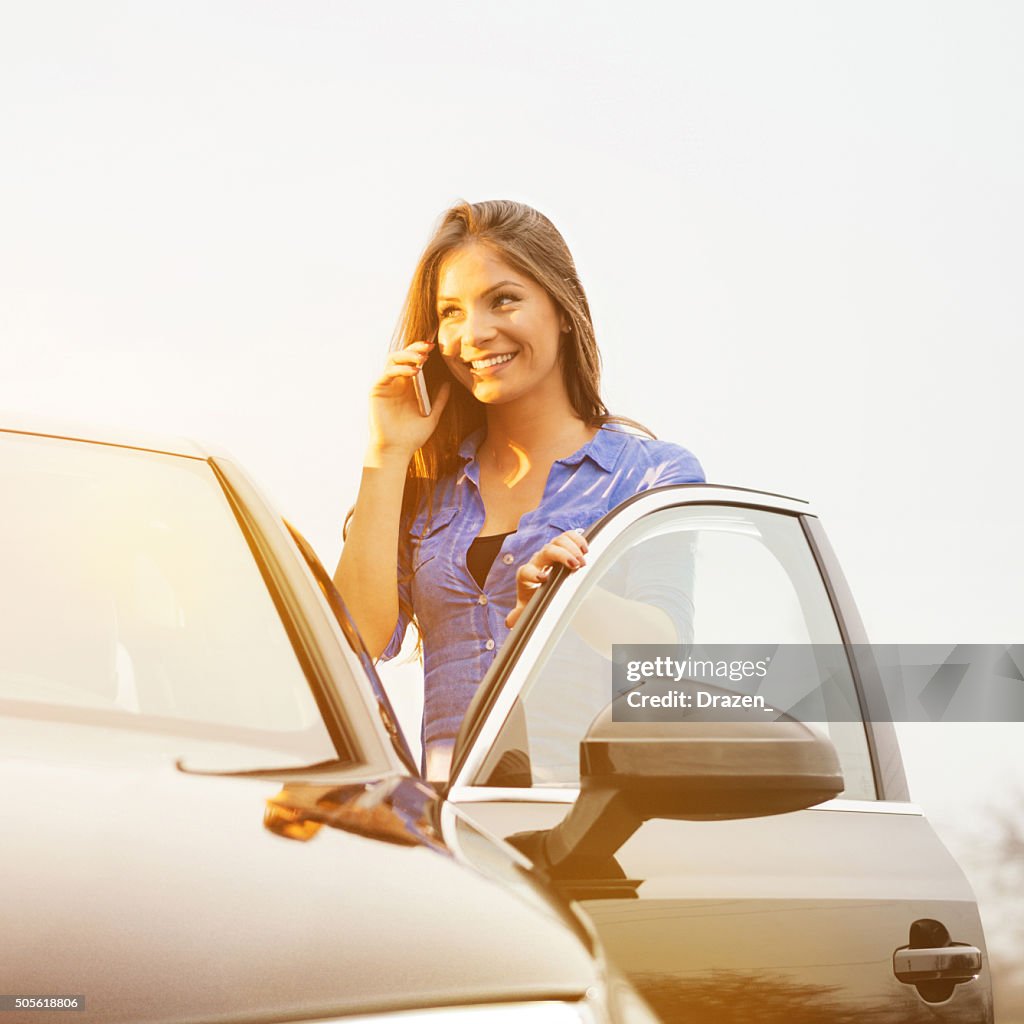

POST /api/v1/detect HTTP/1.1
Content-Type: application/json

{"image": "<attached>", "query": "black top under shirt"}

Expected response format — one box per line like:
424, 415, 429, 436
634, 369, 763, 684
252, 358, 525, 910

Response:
466, 532, 513, 589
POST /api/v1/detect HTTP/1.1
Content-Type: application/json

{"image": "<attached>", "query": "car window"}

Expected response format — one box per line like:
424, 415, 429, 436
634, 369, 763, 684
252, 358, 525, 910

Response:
0, 432, 343, 767
474, 505, 876, 800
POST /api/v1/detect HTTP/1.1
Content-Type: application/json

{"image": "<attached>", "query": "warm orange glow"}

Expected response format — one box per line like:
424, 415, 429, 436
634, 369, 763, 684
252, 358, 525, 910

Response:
263, 800, 322, 842
497, 442, 532, 487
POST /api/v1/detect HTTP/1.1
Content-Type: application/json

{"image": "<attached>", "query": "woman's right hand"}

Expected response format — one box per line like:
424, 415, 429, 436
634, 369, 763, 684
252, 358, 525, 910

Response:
368, 339, 451, 459
505, 530, 589, 629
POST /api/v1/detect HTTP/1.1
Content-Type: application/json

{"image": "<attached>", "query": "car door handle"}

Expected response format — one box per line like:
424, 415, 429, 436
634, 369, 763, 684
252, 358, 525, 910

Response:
893, 945, 982, 984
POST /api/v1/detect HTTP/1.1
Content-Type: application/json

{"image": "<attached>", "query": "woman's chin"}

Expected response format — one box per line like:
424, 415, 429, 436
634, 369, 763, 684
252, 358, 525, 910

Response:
470, 381, 514, 404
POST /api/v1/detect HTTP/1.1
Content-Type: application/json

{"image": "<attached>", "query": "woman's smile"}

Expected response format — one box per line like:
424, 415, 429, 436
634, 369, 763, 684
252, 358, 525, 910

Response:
467, 351, 518, 373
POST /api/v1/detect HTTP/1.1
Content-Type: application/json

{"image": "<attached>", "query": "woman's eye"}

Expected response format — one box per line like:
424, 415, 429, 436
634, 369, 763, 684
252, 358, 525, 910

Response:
493, 292, 520, 308
438, 305, 460, 320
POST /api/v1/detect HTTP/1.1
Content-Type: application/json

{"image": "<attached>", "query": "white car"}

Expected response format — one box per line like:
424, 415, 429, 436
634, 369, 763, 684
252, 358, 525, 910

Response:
0, 419, 993, 1023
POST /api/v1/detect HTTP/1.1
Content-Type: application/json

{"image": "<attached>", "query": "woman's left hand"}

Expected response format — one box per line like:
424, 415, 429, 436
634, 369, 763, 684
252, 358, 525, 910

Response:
505, 530, 588, 629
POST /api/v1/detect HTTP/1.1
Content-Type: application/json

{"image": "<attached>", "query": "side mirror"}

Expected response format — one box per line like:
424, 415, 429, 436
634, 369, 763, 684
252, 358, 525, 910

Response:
509, 686, 844, 880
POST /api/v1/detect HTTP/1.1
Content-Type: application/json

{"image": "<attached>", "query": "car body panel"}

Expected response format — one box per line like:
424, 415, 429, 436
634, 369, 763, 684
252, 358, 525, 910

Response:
446, 797, 992, 1022
1, 717, 602, 1023
0, 416, 214, 460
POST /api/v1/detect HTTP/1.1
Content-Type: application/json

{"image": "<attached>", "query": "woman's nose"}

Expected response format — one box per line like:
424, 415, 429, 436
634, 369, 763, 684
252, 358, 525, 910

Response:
440, 310, 496, 355
467, 317, 500, 353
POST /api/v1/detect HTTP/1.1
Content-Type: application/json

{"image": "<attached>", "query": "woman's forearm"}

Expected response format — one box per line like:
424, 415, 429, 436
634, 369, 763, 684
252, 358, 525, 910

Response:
333, 445, 412, 660
571, 585, 677, 659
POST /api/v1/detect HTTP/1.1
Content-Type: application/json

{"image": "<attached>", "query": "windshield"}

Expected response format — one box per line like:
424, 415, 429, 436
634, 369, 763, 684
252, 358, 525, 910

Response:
0, 431, 341, 769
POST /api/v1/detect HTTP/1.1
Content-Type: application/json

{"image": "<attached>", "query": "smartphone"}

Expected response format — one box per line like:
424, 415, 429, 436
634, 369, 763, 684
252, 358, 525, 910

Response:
413, 331, 437, 417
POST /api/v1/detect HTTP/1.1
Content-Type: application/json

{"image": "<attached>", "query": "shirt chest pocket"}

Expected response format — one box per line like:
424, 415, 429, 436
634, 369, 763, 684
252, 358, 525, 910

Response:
411, 506, 460, 574
546, 504, 606, 538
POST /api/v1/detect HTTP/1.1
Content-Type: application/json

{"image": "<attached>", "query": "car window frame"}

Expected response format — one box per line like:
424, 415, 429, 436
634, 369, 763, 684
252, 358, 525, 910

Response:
801, 515, 910, 802
447, 485, 901, 805
211, 456, 410, 779
283, 519, 420, 777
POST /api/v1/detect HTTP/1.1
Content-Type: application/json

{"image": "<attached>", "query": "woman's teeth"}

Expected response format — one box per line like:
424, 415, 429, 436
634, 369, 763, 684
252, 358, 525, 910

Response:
470, 352, 516, 370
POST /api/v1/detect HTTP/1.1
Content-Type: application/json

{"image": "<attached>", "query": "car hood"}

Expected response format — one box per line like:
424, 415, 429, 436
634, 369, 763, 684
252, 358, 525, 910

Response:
3, 720, 599, 1023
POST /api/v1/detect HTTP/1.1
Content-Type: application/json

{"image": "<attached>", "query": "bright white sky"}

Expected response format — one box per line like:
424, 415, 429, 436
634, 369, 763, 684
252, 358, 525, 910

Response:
3, 0, 1022, 949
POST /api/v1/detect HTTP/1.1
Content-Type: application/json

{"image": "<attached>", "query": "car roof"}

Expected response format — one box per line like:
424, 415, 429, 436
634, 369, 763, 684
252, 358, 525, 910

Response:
1, 413, 810, 509
0, 412, 222, 460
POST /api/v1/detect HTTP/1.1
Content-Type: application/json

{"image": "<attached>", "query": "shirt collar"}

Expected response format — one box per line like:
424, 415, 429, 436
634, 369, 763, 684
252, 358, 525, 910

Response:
458, 429, 486, 462
556, 424, 628, 472
457, 423, 627, 473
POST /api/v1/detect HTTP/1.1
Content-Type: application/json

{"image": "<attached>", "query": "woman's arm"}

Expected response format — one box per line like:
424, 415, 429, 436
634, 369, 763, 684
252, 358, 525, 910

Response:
333, 340, 449, 660
333, 448, 414, 660
564, 585, 678, 657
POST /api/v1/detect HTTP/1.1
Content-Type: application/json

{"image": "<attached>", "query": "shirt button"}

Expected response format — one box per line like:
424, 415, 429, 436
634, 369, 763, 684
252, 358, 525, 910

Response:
502, 553, 514, 565
485, 639, 495, 651
478, 594, 488, 605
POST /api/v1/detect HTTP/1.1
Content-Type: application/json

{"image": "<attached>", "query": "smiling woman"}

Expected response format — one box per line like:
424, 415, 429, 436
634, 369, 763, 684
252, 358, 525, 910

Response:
333, 200, 705, 776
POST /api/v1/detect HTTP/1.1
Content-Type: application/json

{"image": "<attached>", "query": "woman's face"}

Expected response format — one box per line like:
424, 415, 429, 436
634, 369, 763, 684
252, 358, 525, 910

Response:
435, 243, 567, 407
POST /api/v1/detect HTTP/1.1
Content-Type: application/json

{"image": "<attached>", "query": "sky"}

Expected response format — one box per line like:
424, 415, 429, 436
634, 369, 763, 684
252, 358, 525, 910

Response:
3, 0, 1022, 987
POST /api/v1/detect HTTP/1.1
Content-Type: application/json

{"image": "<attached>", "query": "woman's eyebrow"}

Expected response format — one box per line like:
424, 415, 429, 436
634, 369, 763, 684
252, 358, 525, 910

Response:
437, 279, 524, 303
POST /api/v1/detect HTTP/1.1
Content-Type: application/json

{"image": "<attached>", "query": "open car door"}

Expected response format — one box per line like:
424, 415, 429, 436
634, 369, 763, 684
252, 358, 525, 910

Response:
445, 485, 992, 1024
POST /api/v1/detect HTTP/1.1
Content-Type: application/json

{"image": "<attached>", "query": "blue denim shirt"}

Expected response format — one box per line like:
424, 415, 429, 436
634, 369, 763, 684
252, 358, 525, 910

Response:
380, 424, 705, 756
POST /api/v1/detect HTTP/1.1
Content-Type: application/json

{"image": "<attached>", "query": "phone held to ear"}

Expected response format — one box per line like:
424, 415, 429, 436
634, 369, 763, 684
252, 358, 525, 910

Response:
413, 333, 437, 417
413, 365, 431, 417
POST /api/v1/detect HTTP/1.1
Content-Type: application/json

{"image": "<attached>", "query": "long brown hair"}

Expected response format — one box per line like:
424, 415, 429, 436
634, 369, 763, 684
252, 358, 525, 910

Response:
356, 200, 651, 659
396, 199, 646, 522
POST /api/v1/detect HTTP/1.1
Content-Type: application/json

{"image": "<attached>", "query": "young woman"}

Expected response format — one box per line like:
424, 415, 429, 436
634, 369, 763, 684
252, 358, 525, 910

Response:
334, 200, 704, 775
